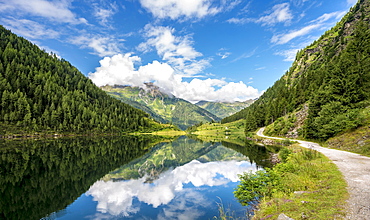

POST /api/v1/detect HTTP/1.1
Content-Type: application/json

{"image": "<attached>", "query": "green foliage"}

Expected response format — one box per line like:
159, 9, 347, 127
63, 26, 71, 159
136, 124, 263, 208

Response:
235, 147, 324, 206
223, 0, 370, 141
0, 136, 155, 220
265, 114, 297, 137
326, 107, 370, 156
279, 147, 292, 162
235, 146, 347, 219
221, 140, 275, 168
282, 139, 292, 146
0, 26, 162, 134
234, 169, 283, 206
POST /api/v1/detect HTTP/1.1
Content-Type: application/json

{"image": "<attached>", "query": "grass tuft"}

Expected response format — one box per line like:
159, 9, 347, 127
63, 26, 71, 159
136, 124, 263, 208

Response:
235, 144, 348, 219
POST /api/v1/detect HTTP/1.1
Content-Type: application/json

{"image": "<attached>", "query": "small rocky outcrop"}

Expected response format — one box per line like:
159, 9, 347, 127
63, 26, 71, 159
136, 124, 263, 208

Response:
277, 213, 294, 220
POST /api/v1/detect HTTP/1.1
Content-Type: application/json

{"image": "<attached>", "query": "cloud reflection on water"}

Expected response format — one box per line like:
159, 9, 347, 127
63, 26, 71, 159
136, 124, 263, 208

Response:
86, 159, 256, 218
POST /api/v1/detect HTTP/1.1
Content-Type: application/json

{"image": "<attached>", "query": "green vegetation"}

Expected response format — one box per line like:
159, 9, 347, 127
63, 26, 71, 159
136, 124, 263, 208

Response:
264, 114, 297, 137
186, 120, 247, 147
235, 144, 348, 219
195, 100, 253, 119
102, 85, 220, 130
0, 135, 162, 220
187, 120, 279, 168
150, 125, 186, 136
326, 125, 370, 156
222, 0, 370, 145
0, 26, 164, 136
221, 140, 277, 168
325, 106, 370, 156
188, 119, 245, 135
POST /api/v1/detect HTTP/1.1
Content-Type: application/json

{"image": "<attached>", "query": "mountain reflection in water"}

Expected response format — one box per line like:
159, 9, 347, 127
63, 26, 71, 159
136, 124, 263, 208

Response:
0, 135, 273, 220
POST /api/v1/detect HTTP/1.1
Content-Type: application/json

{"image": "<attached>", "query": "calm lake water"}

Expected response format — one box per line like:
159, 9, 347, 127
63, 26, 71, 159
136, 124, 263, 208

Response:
0, 135, 273, 220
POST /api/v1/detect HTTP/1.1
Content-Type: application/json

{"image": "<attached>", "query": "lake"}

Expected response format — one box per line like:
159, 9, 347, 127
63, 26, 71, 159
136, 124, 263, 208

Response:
0, 135, 273, 220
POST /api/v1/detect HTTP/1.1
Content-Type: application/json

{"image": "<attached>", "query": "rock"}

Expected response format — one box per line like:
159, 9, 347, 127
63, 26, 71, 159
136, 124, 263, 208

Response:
270, 153, 281, 165
277, 213, 294, 220
261, 139, 274, 145
301, 212, 308, 219
358, 140, 365, 146
294, 191, 308, 194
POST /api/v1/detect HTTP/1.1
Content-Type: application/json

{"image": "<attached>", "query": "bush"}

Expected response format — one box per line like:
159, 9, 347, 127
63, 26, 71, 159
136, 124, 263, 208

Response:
235, 146, 327, 208
279, 147, 292, 162
234, 169, 282, 206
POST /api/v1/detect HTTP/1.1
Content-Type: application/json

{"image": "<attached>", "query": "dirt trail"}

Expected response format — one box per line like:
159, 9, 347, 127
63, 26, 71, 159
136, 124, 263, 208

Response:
257, 128, 370, 219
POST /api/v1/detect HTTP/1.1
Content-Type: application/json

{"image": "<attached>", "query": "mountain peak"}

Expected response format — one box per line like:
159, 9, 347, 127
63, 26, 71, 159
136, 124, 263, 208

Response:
142, 82, 171, 98
101, 85, 220, 130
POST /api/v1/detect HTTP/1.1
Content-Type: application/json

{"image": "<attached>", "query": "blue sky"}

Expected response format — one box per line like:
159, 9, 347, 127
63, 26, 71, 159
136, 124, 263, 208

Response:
0, 0, 357, 103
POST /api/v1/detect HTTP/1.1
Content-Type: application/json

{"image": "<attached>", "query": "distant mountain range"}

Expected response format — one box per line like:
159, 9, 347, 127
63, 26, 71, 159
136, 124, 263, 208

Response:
196, 100, 254, 119
101, 84, 222, 130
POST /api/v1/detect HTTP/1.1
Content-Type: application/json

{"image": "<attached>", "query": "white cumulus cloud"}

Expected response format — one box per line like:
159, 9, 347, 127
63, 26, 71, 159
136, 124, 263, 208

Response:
138, 25, 209, 77
89, 53, 261, 103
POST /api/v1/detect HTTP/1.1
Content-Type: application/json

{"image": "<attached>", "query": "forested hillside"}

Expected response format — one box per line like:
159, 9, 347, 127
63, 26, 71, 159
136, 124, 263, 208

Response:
0, 26, 163, 134
102, 84, 220, 130
223, 0, 370, 141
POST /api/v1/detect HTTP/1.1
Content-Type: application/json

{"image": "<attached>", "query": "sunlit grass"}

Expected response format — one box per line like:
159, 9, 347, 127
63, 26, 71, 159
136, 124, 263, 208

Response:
326, 125, 370, 157
236, 144, 348, 219
189, 119, 246, 143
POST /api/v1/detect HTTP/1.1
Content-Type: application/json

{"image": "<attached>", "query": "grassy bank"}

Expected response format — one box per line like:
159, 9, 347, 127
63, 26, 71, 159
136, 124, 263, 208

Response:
326, 123, 370, 157
150, 130, 186, 136
188, 120, 245, 143
235, 144, 348, 219
328, 106, 370, 157
0, 122, 184, 139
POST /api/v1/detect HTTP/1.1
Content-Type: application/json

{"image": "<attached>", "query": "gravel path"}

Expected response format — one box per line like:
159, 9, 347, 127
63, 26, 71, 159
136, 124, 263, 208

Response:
257, 128, 370, 219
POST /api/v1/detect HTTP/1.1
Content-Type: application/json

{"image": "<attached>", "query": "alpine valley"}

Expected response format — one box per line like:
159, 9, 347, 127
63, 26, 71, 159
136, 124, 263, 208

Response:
101, 84, 232, 130
102, 84, 253, 130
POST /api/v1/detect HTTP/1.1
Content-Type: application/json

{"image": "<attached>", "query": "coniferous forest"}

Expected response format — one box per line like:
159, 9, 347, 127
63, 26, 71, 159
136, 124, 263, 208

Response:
222, 0, 370, 141
0, 25, 163, 134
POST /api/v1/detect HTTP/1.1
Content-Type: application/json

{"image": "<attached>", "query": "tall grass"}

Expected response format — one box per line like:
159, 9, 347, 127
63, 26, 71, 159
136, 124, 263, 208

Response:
235, 144, 348, 219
